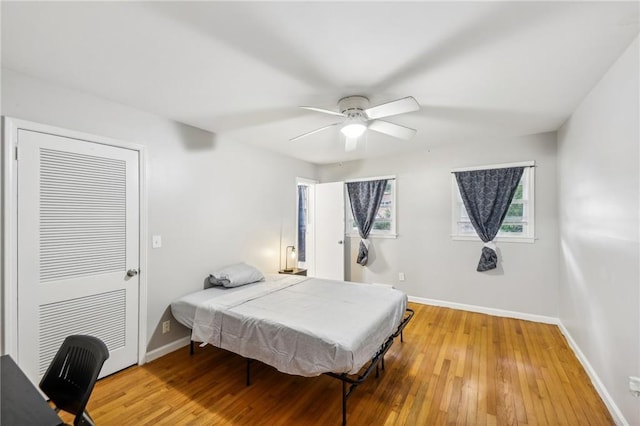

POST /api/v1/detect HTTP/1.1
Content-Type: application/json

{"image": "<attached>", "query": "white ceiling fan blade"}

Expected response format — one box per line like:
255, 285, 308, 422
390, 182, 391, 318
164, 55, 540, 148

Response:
289, 123, 340, 142
365, 96, 420, 120
299, 106, 345, 117
368, 120, 417, 140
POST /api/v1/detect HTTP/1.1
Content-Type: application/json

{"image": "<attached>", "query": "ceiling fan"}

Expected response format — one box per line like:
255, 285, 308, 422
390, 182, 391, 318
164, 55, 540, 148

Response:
290, 96, 420, 147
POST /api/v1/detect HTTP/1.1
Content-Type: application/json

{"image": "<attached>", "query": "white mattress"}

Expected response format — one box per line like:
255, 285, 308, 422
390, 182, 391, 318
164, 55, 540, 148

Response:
170, 274, 407, 377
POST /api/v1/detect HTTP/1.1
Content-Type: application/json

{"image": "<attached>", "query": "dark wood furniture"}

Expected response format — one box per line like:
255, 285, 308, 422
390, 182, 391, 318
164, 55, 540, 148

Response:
278, 268, 307, 276
0, 354, 63, 426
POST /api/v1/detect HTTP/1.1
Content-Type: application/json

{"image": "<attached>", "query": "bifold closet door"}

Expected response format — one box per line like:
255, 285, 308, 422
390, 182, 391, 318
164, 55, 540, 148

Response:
16, 129, 139, 385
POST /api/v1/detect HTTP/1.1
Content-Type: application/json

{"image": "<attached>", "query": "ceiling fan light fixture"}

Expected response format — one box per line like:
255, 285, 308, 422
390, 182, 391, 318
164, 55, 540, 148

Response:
341, 122, 367, 138
292, 95, 419, 143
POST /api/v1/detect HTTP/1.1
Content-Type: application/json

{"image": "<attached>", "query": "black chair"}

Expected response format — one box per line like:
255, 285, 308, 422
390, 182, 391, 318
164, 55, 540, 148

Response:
39, 335, 109, 426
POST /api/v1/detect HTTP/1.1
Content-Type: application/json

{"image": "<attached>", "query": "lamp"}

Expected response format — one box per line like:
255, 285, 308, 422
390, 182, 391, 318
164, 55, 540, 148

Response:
284, 245, 296, 272
341, 122, 367, 139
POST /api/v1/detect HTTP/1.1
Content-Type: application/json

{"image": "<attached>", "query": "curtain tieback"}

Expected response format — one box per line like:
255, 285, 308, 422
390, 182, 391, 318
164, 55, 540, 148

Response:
483, 241, 497, 251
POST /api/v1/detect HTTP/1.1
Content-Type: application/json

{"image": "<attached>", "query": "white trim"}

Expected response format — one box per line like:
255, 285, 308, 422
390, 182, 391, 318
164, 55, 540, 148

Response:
528, 166, 536, 240
296, 177, 318, 186
137, 147, 149, 365
2, 117, 19, 356
451, 235, 536, 244
407, 295, 558, 324
451, 160, 535, 173
557, 321, 628, 426
347, 234, 397, 239
145, 336, 191, 363
1, 117, 148, 369
345, 174, 396, 183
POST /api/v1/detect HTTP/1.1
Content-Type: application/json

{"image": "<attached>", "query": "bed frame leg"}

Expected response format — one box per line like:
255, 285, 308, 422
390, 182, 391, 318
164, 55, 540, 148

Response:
342, 381, 347, 426
190, 340, 194, 355
246, 359, 252, 386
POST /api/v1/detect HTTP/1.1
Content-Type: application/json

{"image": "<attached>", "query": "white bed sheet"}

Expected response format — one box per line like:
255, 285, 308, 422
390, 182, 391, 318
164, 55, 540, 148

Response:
171, 275, 407, 377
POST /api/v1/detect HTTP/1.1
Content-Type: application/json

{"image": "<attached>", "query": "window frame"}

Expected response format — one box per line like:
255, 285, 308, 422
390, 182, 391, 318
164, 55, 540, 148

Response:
345, 176, 397, 239
451, 162, 535, 244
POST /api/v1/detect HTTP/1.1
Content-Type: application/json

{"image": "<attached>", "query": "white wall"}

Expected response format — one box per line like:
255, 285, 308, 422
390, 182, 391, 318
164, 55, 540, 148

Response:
1, 69, 317, 353
319, 132, 559, 318
557, 36, 639, 425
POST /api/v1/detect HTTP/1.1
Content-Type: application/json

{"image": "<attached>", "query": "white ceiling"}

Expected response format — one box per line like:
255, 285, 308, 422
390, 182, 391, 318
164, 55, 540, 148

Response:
2, 2, 638, 164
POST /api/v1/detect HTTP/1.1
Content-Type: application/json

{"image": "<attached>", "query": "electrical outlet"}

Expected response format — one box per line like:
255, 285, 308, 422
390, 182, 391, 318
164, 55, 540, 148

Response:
162, 320, 170, 334
399, 272, 406, 281
630, 376, 640, 397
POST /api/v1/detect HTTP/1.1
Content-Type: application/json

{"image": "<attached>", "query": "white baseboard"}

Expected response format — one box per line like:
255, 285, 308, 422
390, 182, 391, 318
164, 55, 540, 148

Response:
557, 322, 628, 426
408, 295, 558, 324
144, 336, 191, 363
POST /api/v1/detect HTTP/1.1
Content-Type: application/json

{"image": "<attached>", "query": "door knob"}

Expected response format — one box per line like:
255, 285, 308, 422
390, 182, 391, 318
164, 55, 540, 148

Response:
127, 269, 139, 277
338, 240, 344, 245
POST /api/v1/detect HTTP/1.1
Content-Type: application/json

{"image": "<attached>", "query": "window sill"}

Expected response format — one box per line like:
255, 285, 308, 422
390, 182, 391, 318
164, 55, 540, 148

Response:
347, 233, 397, 240
451, 235, 536, 244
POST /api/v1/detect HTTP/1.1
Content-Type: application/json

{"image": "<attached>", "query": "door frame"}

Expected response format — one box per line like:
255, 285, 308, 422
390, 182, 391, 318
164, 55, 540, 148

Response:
2, 117, 149, 366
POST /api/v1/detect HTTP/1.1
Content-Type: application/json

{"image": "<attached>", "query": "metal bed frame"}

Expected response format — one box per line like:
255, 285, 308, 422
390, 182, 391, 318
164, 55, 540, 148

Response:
189, 307, 415, 425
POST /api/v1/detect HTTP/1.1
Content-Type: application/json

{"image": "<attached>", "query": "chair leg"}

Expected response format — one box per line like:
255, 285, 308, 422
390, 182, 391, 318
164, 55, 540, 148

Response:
75, 410, 95, 426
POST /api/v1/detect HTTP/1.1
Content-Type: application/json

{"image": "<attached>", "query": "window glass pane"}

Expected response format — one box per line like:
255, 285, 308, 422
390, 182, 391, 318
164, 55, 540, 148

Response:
512, 183, 524, 200
373, 221, 391, 231
506, 203, 523, 218
376, 206, 392, 220
459, 204, 470, 220
458, 222, 476, 235
499, 224, 524, 233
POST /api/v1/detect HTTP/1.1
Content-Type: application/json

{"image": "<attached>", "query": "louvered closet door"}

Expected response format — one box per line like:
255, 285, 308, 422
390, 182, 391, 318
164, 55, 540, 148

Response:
17, 129, 139, 385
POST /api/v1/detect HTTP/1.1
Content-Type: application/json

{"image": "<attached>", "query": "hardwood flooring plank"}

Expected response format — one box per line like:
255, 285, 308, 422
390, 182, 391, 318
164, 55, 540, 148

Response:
55, 303, 613, 425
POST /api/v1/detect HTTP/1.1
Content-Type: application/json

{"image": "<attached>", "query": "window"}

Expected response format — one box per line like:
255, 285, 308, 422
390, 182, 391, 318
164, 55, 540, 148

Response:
452, 164, 535, 243
346, 178, 396, 238
295, 177, 316, 270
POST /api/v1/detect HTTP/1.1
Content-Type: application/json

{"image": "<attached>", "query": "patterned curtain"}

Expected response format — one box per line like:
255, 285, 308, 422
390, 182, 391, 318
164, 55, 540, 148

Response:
297, 185, 307, 262
346, 179, 388, 266
454, 167, 524, 271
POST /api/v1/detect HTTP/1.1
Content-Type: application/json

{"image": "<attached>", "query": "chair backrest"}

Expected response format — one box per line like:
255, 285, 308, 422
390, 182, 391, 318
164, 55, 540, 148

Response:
39, 335, 109, 422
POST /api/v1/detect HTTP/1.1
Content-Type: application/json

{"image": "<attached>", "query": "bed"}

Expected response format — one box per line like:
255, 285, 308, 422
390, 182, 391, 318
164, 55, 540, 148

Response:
171, 273, 414, 424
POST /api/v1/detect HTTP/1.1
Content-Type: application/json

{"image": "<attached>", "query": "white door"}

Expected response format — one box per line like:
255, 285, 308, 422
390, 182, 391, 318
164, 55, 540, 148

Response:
17, 129, 139, 384
314, 182, 345, 280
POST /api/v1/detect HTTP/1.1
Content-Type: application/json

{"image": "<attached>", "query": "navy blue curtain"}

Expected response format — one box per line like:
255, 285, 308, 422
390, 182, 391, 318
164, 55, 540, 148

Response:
297, 185, 307, 262
454, 167, 524, 271
346, 179, 388, 266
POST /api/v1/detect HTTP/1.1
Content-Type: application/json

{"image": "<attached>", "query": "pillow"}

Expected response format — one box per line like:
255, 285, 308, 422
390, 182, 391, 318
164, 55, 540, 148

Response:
208, 262, 264, 288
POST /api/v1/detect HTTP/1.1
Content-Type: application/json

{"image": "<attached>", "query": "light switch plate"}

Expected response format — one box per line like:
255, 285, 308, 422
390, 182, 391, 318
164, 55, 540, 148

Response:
152, 235, 162, 249
630, 376, 640, 397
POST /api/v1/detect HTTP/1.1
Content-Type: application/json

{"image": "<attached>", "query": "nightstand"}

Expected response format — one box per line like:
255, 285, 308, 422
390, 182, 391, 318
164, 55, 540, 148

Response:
278, 268, 307, 276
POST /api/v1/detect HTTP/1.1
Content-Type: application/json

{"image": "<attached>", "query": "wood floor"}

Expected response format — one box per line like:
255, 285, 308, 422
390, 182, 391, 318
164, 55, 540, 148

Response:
60, 303, 613, 425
